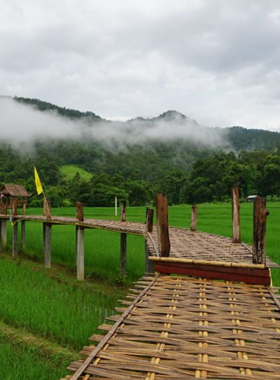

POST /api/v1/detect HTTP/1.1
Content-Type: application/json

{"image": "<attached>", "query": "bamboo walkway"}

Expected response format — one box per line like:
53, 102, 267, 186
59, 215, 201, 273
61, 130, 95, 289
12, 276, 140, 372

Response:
62, 274, 280, 380
1, 214, 276, 269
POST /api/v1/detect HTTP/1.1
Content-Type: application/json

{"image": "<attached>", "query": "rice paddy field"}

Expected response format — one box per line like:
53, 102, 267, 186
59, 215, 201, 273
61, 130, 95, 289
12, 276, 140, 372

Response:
1, 202, 280, 379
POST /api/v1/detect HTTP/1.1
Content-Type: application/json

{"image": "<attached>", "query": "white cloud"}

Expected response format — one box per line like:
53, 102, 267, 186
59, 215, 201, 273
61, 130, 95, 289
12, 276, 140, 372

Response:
0, 0, 280, 130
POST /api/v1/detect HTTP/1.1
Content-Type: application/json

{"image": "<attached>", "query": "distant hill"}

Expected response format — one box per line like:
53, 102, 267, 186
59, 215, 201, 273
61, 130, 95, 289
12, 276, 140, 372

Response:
11, 96, 280, 151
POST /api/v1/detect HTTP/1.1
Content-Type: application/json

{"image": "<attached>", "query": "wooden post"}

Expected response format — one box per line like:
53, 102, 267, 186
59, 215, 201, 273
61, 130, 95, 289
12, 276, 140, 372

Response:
231, 187, 241, 243
190, 205, 197, 232
121, 200, 126, 222
76, 202, 84, 280
156, 193, 170, 257
77, 227, 84, 280
12, 198, 18, 217
43, 222, 52, 269
76, 202, 84, 222
146, 209, 154, 233
120, 232, 127, 275
21, 221, 26, 250
145, 241, 154, 274
1, 220, 7, 246
43, 198, 51, 219
12, 222, 18, 257
22, 200, 27, 215
253, 197, 269, 264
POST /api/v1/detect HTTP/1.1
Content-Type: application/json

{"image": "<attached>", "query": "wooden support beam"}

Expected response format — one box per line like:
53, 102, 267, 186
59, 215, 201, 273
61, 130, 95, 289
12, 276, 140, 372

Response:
190, 205, 197, 232
121, 200, 126, 222
0, 220, 7, 248
120, 233, 127, 275
76, 226, 84, 280
12, 222, 18, 257
21, 221, 26, 251
146, 209, 154, 233
231, 187, 241, 243
155, 193, 170, 257
253, 196, 269, 265
43, 222, 52, 269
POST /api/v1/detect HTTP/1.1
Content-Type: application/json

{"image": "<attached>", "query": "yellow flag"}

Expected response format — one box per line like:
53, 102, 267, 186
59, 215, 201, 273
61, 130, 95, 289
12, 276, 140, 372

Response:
34, 167, 43, 195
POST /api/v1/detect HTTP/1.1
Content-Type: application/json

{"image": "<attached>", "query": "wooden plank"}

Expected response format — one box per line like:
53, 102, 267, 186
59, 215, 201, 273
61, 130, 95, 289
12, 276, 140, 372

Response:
154, 263, 271, 285
231, 187, 241, 243
155, 193, 170, 257
253, 197, 269, 264
190, 205, 197, 232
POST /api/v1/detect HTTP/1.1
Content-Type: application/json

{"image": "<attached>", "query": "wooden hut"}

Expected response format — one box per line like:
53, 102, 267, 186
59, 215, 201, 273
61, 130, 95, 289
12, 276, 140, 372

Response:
0, 184, 31, 215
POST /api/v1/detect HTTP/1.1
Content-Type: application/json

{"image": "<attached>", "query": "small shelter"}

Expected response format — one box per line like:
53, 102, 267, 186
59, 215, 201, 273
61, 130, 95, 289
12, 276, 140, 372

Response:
0, 184, 31, 215
246, 195, 258, 203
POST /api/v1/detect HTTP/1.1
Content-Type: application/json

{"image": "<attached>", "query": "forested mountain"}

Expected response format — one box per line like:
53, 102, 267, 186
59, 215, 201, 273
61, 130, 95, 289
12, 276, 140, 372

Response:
1, 96, 280, 206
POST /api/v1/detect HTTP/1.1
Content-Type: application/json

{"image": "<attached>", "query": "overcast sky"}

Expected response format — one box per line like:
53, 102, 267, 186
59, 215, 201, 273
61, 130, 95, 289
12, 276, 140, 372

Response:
1, 0, 280, 131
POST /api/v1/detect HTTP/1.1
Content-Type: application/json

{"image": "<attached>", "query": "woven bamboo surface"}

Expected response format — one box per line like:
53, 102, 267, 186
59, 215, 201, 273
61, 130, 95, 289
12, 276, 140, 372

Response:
146, 227, 277, 268
0, 215, 277, 267
63, 274, 280, 380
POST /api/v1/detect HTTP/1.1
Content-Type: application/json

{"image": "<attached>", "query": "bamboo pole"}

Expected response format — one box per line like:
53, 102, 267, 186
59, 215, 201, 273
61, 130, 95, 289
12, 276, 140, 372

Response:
120, 232, 127, 275
190, 205, 197, 232
253, 196, 269, 264
148, 255, 266, 269
231, 187, 241, 243
146, 209, 154, 233
155, 193, 170, 257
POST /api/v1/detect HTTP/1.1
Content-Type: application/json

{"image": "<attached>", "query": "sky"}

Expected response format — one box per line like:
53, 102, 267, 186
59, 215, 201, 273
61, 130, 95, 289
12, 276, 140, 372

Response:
1, 0, 280, 131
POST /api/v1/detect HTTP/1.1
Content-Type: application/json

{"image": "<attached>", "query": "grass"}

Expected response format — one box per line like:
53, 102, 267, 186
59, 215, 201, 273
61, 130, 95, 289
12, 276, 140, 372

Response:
1, 202, 280, 378
60, 164, 93, 181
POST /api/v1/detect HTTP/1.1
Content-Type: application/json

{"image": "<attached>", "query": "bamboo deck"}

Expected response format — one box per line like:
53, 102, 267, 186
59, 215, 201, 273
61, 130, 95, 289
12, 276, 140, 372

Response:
1, 214, 276, 269
62, 274, 280, 380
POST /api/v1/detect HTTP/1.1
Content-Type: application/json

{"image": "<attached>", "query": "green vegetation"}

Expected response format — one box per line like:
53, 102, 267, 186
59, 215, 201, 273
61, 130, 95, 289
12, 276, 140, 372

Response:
60, 164, 93, 181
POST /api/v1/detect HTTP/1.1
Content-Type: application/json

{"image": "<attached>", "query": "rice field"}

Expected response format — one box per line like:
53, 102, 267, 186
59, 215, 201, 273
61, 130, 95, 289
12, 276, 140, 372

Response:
0, 202, 280, 379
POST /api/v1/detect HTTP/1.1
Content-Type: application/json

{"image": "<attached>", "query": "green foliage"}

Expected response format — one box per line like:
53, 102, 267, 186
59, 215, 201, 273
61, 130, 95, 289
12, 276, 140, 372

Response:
60, 164, 93, 181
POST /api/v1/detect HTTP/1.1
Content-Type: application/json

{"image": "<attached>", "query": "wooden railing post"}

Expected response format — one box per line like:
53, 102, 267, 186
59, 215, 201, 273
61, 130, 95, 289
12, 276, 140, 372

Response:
253, 196, 269, 264
231, 187, 241, 243
11, 198, 18, 217
190, 205, 197, 232
121, 200, 126, 222
43, 198, 51, 219
156, 193, 170, 257
146, 209, 154, 233
76, 202, 84, 280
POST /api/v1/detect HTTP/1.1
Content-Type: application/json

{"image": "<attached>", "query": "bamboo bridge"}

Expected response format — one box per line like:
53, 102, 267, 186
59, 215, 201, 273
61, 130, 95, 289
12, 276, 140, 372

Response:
1, 189, 280, 379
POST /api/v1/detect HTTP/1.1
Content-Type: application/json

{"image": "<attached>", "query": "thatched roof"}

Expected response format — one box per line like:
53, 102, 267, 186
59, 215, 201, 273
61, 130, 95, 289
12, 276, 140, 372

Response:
0, 184, 30, 197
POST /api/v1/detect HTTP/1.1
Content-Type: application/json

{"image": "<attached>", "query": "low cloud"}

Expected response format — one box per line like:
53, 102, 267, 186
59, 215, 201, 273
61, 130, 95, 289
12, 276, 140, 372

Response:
0, 97, 229, 149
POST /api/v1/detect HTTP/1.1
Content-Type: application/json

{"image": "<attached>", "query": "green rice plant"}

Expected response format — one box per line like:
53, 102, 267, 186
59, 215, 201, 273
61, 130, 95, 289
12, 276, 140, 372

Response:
0, 339, 68, 380
0, 258, 126, 350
